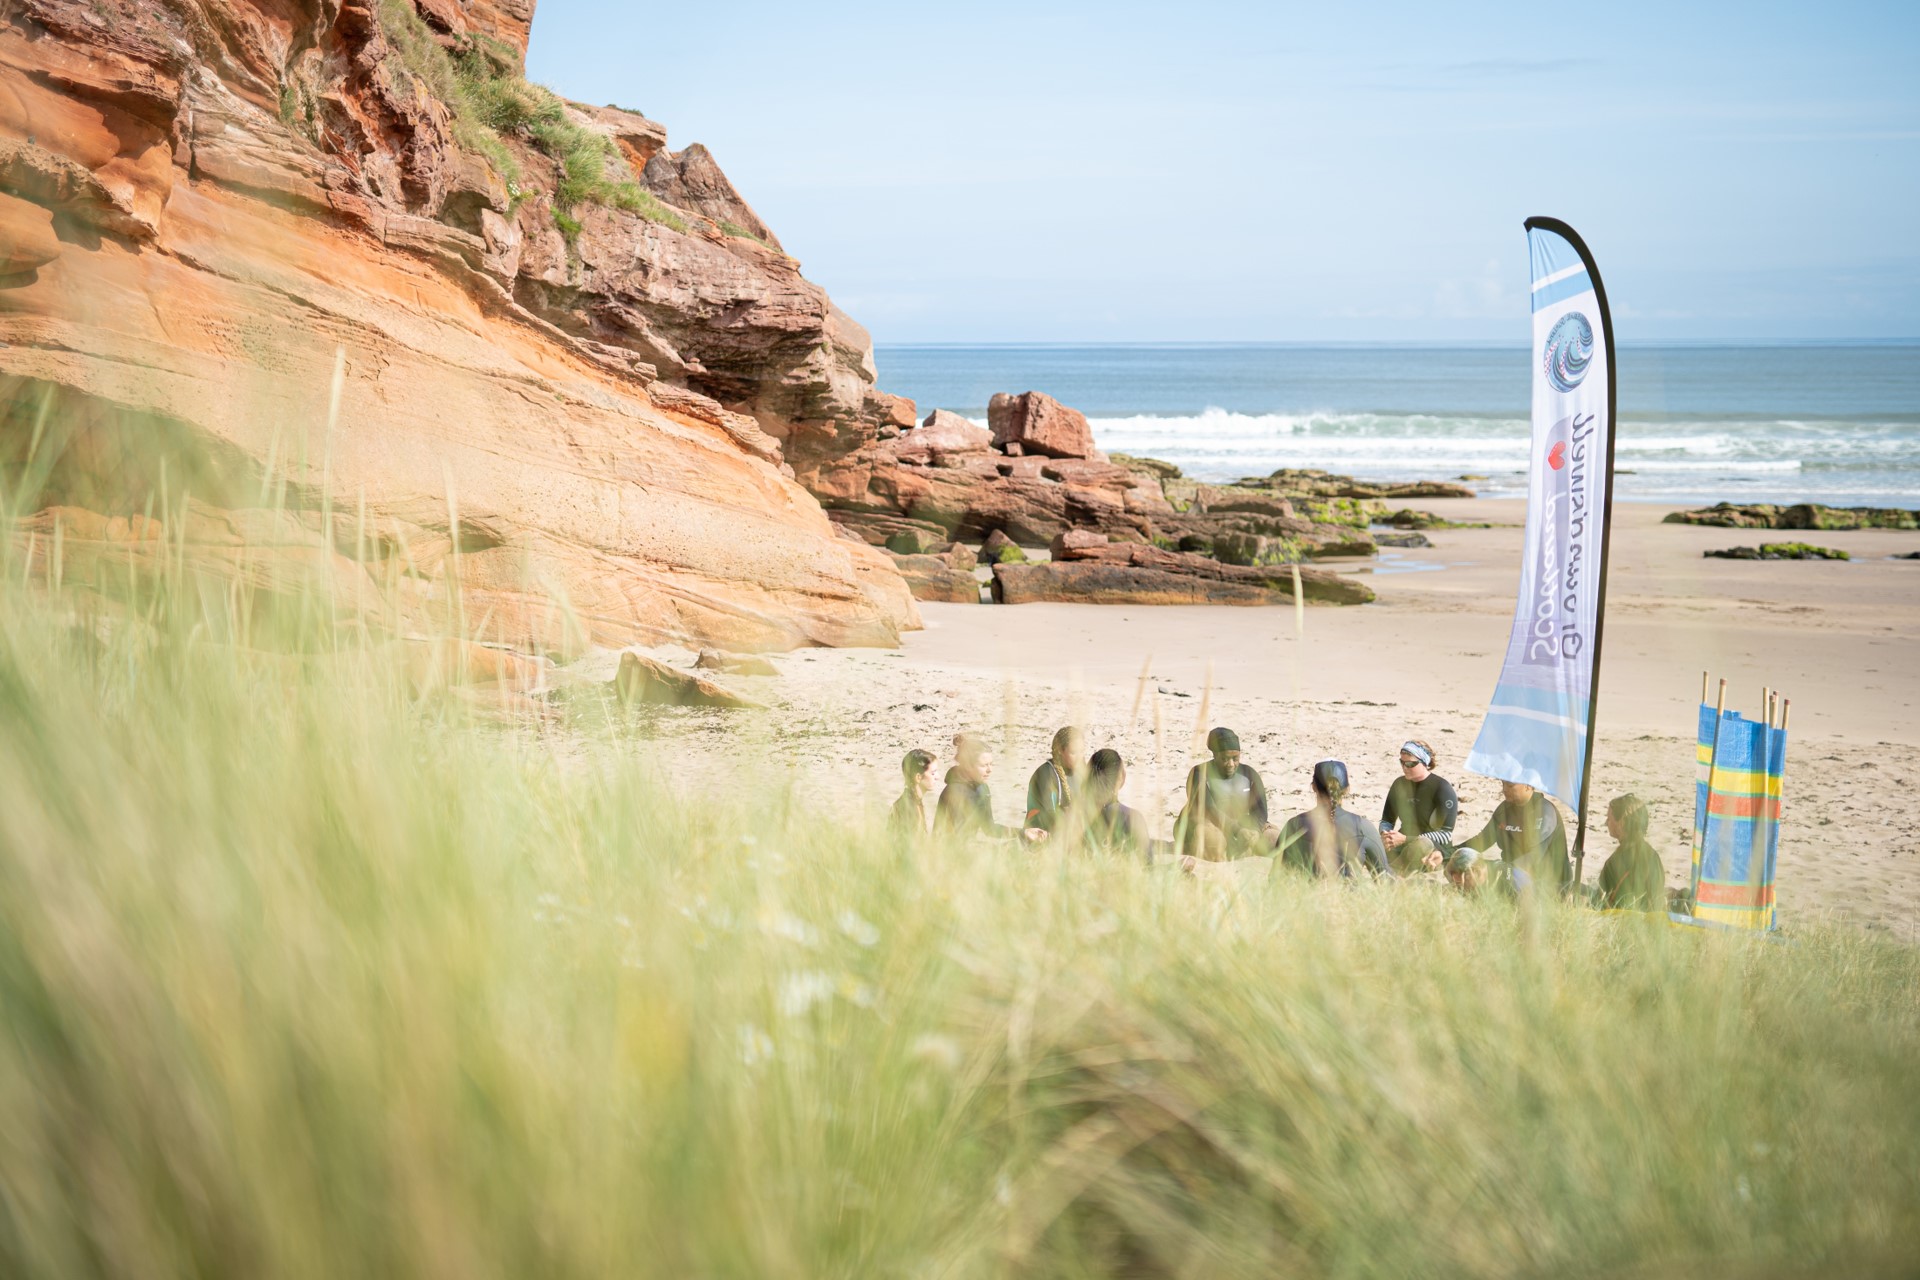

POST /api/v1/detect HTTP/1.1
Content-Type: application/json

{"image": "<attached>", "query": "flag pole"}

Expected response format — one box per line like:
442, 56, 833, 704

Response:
1524, 216, 1618, 892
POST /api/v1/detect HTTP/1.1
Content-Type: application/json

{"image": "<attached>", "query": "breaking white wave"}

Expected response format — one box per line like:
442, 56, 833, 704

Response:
991, 407, 1920, 504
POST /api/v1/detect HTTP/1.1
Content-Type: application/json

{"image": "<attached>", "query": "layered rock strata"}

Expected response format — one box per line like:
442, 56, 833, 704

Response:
0, 0, 919, 653
993, 534, 1375, 607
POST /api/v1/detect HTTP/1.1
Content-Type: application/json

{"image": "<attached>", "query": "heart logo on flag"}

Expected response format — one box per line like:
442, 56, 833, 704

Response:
1548, 440, 1568, 470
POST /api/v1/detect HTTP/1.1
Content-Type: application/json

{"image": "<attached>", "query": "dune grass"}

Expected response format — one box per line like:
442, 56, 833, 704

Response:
373, 0, 686, 238
0, 498, 1917, 1278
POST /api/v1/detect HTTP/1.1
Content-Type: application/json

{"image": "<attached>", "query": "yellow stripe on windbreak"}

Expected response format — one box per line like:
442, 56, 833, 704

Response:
1700, 767, 1783, 797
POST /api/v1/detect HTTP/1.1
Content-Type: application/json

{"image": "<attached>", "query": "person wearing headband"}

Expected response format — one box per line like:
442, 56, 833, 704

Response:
1273, 759, 1389, 878
1174, 726, 1273, 859
1378, 738, 1459, 875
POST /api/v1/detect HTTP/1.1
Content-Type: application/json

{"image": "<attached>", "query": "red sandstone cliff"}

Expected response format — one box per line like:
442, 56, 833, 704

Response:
0, 0, 919, 653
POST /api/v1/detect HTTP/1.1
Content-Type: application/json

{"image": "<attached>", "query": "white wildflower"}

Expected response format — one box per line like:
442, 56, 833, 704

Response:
836, 910, 881, 947
777, 970, 835, 1017
759, 908, 820, 948
910, 1034, 962, 1072
737, 1024, 775, 1066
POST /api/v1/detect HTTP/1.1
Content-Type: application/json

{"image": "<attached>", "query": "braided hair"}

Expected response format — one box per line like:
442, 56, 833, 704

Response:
1312, 759, 1350, 809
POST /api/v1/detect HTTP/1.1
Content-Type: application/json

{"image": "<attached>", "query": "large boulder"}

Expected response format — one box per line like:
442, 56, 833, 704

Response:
895, 410, 992, 463
887, 552, 981, 603
988, 391, 1097, 459
1190, 485, 1296, 518
614, 652, 761, 708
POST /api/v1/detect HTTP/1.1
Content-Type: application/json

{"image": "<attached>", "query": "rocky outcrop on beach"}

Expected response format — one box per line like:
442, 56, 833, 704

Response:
1664, 503, 1919, 531
1251, 469, 1478, 502
1704, 543, 1850, 561
816, 404, 1173, 550
614, 651, 761, 708
988, 531, 1375, 606
0, 0, 1449, 643
0, 0, 920, 653
815, 405, 1449, 567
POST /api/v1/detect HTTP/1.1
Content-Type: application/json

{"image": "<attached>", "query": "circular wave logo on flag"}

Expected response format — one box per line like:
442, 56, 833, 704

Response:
1542, 312, 1594, 393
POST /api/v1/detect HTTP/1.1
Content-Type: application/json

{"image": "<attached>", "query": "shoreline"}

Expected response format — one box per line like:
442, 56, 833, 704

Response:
615, 499, 1920, 940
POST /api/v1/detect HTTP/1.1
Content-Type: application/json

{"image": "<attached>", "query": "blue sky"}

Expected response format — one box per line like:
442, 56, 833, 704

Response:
527, 2, 1920, 344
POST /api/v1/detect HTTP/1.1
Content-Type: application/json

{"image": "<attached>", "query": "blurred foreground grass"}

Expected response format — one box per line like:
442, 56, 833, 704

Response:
0, 530, 1917, 1280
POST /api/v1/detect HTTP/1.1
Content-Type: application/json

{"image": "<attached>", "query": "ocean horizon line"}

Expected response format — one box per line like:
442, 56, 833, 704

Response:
874, 338, 1920, 351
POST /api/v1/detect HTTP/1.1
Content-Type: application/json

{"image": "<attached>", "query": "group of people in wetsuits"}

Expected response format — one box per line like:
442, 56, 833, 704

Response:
887, 726, 1667, 911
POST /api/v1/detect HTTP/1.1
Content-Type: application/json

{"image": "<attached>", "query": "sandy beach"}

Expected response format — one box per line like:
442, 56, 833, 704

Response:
616, 500, 1920, 941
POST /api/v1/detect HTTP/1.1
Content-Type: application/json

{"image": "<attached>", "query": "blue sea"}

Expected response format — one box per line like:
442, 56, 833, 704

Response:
872, 343, 1920, 507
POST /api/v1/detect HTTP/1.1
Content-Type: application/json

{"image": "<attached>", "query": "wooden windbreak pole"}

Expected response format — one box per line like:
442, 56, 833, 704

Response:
1695, 677, 1729, 896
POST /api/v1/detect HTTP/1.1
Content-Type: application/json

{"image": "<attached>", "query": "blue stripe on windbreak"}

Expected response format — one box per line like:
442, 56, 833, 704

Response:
1531, 271, 1593, 312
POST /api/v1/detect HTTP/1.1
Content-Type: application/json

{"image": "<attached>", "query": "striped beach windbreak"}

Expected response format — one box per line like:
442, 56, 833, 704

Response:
1691, 706, 1786, 931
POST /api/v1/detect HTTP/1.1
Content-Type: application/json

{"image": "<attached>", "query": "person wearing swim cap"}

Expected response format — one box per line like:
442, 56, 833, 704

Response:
1025, 726, 1087, 835
1273, 759, 1389, 878
1174, 727, 1273, 859
889, 748, 937, 846
1596, 793, 1665, 912
935, 733, 1048, 845
1378, 738, 1459, 875
1447, 779, 1572, 893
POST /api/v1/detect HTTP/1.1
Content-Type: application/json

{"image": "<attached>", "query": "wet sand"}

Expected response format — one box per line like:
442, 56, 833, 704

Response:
610, 500, 1920, 940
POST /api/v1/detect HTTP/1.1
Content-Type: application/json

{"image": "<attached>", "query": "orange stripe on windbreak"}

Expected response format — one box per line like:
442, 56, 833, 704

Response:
1696, 882, 1776, 907
1707, 795, 1782, 820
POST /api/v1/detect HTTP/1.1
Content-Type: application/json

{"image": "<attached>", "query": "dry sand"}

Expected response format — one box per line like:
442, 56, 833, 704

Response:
607, 501, 1920, 941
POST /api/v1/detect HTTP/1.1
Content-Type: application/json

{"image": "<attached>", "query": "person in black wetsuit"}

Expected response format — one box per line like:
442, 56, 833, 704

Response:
1080, 748, 1172, 863
1274, 760, 1389, 878
1025, 726, 1087, 835
1175, 727, 1273, 859
889, 748, 936, 846
1378, 738, 1459, 875
1452, 780, 1572, 894
1597, 793, 1665, 912
936, 733, 1046, 844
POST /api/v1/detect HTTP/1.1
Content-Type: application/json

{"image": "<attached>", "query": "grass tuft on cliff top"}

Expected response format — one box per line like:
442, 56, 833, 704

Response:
374, 0, 687, 238
3, 431, 1920, 1277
